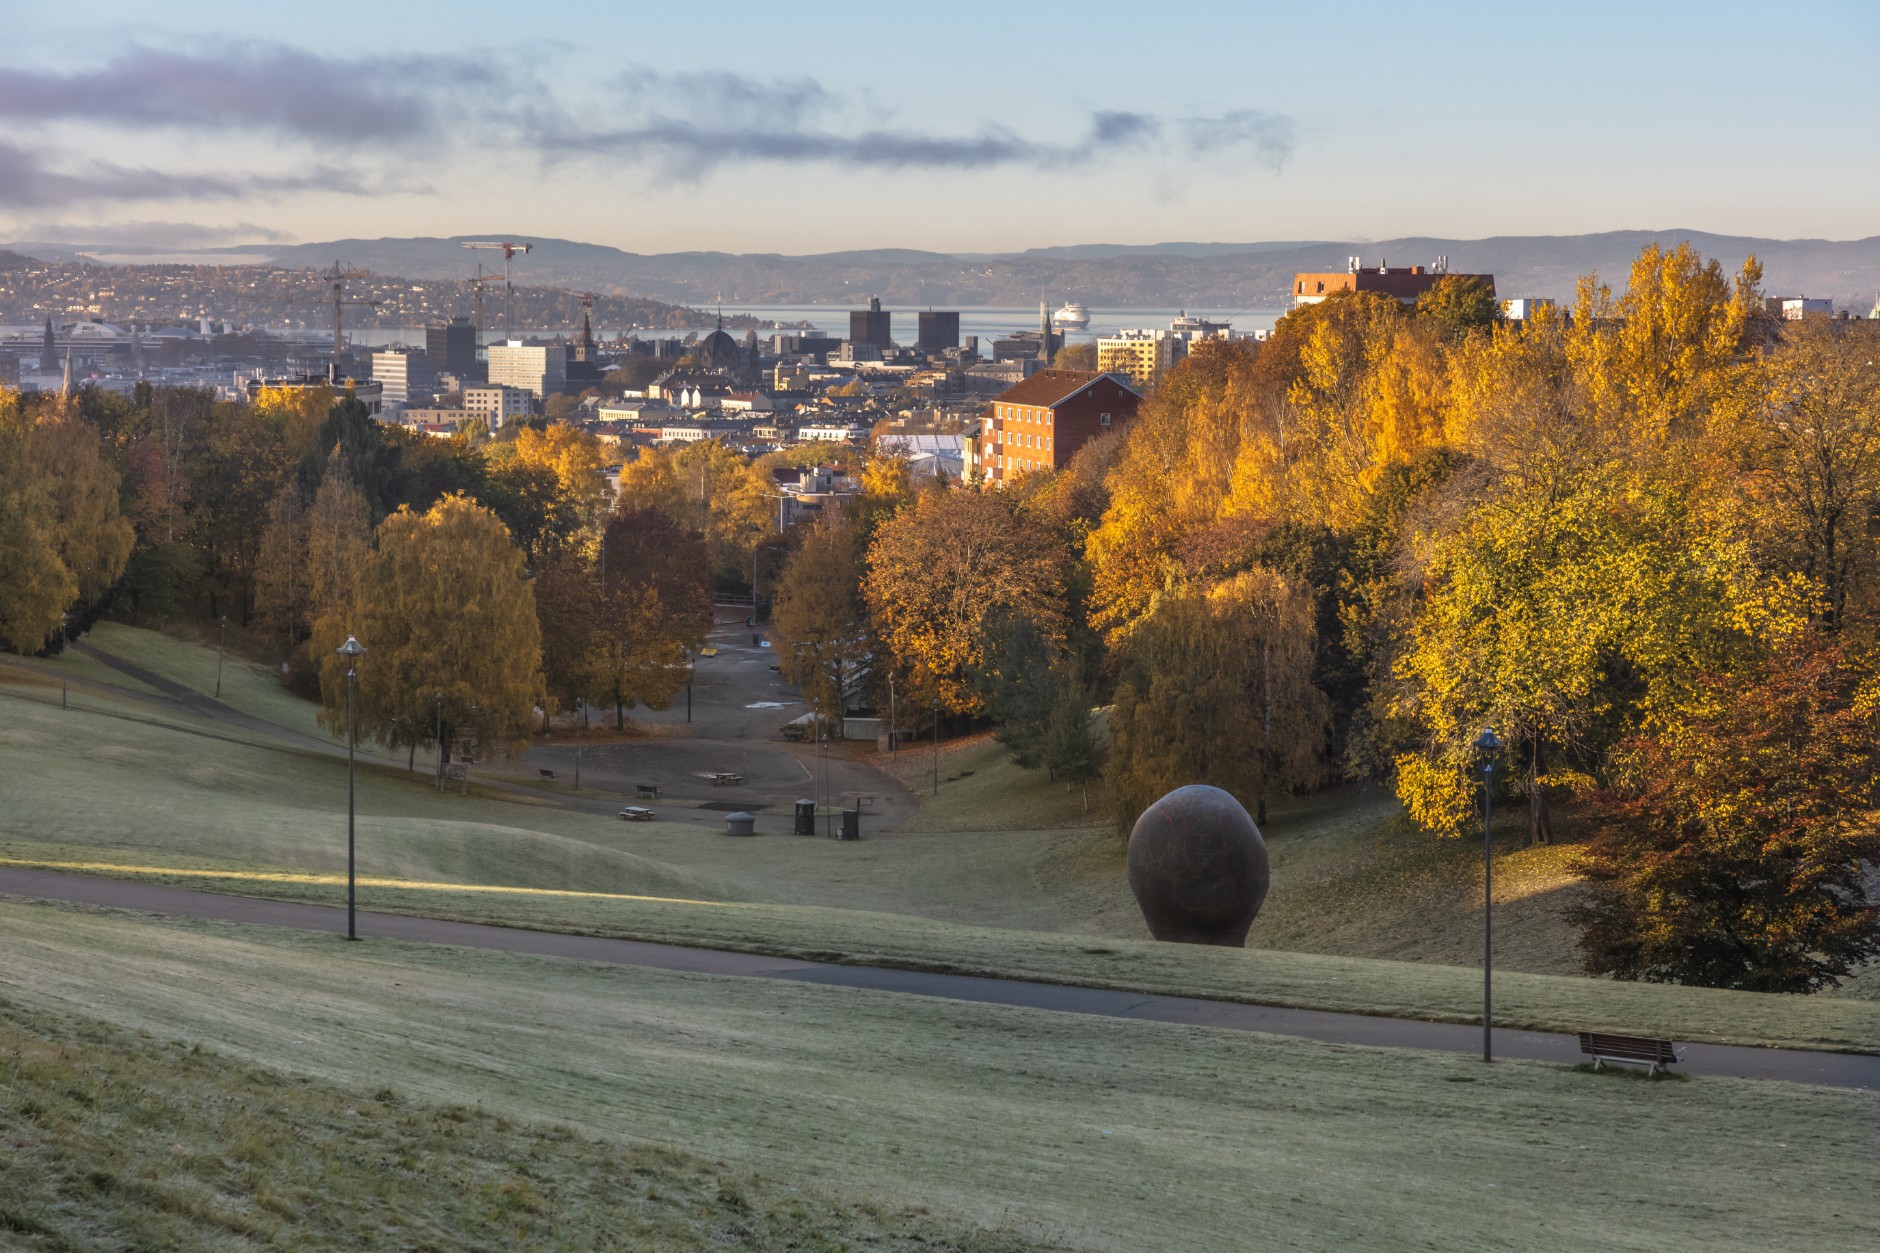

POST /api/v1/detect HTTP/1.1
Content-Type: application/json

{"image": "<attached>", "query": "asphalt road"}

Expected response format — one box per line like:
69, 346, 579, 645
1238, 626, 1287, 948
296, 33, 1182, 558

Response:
3, 865, 1873, 1091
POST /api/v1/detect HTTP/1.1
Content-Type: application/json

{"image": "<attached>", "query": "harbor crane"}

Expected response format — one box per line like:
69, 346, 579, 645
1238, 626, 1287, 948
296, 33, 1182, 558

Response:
461, 241, 532, 339
466, 262, 502, 355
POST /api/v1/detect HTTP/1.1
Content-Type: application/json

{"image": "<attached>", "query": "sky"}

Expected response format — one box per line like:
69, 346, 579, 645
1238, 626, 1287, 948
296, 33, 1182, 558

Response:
4, 0, 1878, 255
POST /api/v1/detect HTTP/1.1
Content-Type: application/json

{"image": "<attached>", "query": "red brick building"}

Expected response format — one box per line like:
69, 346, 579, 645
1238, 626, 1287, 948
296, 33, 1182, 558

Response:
1292, 258, 1495, 308
977, 370, 1141, 486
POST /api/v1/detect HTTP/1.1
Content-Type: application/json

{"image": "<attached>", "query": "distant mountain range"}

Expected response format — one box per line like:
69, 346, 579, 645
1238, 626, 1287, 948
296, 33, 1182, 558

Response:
10, 231, 1880, 312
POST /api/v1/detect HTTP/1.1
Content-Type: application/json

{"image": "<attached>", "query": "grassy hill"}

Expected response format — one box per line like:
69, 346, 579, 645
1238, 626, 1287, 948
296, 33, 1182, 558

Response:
1, 899, 1872, 1252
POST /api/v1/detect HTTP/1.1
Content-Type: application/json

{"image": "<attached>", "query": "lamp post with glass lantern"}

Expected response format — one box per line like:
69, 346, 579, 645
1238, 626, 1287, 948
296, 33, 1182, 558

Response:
215, 614, 228, 699
434, 692, 444, 792
337, 636, 366, 941
1474, 726, 1503, 1062
931, 699, 940, 796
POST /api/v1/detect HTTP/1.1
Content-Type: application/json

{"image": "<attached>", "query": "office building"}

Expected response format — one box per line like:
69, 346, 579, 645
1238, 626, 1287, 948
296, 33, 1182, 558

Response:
464, 384, 533, 429
850, 296, 892, 349
916, 310, 960, 352
426, 316, 478, 378
371, 349, 439, 407
1097, 330, 1186, 387
485, 340, 567, 397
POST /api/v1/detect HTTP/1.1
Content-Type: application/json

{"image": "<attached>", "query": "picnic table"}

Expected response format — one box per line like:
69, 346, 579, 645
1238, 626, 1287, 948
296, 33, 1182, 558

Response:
781, 726, 805, 742
617, 806, 655, 822
710, 772, 745, 786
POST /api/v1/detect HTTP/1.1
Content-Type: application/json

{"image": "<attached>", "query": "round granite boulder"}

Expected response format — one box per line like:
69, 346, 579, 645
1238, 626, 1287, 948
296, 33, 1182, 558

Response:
1126, 785, 1270, 946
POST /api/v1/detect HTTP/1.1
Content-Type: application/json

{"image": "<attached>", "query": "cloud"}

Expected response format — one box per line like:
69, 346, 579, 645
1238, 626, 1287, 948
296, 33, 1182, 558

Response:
14, 219, 295, 247
0, 141, 369, 208
0, 45, 495, 142
552, 72, 1298, 178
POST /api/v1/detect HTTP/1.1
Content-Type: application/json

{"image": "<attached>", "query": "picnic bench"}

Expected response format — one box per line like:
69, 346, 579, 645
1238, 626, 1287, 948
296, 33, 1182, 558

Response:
781, 726, 806, 742
537, 768, 558, 780
617, 806, 655, 822
710, 772, 744, 786
1578, 1031, 1683, 1076
635, 783, 659, 800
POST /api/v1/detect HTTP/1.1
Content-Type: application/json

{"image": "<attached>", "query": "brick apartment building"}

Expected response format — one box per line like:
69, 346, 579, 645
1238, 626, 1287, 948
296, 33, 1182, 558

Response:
1292, 257, 1496, 308
976, 369, 1142, 485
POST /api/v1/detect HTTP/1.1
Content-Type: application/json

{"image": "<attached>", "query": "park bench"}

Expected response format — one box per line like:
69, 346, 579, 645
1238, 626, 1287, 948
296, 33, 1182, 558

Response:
538, 768, 557, 780
617, 806, 655, 822
1578, 1031, 1683, 1076
635, 783, 659, 799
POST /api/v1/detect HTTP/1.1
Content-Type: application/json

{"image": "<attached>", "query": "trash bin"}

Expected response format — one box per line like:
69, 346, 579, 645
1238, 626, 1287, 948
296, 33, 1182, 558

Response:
724, 812, 756, 837
793, 798, 816, 835
840, 809, 860, 841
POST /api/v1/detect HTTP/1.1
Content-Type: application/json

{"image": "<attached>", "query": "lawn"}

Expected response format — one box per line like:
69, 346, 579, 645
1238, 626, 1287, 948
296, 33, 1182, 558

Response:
80, 619, 341, 743
2, 674, 1874, 1051
0, 994, 1036, 1251
1, 899, 1874, 1252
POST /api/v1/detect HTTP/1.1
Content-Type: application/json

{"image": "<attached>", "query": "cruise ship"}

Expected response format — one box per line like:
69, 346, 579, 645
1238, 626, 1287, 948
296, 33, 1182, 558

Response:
1051, 301, 1090, 330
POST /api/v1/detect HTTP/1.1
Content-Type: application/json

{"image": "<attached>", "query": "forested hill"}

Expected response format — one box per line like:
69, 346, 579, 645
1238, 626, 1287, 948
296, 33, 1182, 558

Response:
12, 231, 1877, 310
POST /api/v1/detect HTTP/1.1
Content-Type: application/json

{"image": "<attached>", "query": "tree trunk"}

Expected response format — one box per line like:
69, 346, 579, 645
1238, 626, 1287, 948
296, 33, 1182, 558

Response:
407, 740, 415, 772
1528, 733, 1552, 846
615, 685, 625, 731
1257, 792, 1267, 827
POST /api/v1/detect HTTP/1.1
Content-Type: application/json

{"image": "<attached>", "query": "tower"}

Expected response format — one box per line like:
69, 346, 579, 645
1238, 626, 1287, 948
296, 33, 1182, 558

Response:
41, 318, 54, 368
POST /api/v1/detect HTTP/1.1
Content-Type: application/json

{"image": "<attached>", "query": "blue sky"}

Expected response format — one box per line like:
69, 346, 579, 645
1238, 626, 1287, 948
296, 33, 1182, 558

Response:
6, 0, 1877, 253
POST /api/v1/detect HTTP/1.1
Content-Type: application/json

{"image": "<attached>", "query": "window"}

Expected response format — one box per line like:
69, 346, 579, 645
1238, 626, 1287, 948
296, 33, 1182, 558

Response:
1100, 412, 1111, 426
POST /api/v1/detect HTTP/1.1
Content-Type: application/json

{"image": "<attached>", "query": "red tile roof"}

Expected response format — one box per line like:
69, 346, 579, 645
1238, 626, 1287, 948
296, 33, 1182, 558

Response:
992, 369, 1141, 408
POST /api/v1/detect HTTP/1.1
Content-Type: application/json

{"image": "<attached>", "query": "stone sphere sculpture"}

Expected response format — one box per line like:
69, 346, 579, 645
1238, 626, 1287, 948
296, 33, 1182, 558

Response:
1126, 785, 1270, 947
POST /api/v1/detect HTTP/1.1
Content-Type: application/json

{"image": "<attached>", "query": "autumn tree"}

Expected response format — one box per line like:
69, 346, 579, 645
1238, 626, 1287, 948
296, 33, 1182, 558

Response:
303, 458, 375, 693
1108, 569, 1327, 830
253, 485, 310, 654
1041, 667, 1105, 811
1574, 636, 1880, 992
0, 391, 71, 651
617, 441, 776, 589
329, 494, 543, 765
538, 508, 713, 729
29, 406, 134, 609
865, 487, 1069, 713
1051, 343, 1097, 371
1414, 274, 1500, 342
771, 515, 873, 729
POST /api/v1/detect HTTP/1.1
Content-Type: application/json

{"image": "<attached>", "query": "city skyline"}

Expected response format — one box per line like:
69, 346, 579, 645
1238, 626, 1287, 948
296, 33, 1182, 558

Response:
5, 1, 1879, 254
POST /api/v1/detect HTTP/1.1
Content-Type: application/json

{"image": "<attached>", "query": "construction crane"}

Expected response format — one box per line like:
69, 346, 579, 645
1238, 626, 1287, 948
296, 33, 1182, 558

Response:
317, 261, 382, 380
466, 262, 503, 357
461, 241, 532, 339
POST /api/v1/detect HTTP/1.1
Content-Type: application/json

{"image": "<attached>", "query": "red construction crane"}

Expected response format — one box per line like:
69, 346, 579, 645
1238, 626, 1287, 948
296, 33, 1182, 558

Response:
461, 241, 532, 339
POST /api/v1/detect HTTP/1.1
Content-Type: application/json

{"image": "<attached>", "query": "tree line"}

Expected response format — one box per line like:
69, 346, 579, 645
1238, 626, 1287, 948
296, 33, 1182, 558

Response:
765, 244, 1880, 993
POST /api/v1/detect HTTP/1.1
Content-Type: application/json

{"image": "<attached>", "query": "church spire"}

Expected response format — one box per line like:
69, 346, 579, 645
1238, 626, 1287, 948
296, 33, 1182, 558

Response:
60, 347, 73, 399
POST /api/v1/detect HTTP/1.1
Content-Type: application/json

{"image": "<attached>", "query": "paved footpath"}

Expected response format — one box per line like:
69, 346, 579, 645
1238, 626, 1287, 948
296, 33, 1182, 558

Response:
3, 866, 1874, 1091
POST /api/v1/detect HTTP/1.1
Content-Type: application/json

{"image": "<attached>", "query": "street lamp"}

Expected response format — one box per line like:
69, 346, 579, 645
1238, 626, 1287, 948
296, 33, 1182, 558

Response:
434, 691, 444, 792
215, 614, 228, 699
338, 636, 367, 941
931, 698, 940, 796
888, 672, 896, 757
1474, 725, 1503, 1062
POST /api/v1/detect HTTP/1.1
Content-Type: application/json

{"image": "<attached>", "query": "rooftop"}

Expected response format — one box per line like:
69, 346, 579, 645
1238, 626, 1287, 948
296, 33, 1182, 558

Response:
993, 369, 1142, 408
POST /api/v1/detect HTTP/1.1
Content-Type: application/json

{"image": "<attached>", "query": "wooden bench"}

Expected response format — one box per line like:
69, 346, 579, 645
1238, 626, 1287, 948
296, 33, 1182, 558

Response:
635, 784, 659, 800
538, 768, 558, 780
1578, 1031, 1683, 1076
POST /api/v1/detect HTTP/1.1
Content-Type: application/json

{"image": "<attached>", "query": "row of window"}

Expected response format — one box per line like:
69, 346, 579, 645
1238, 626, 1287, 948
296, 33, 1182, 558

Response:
998, 404, 1054, 426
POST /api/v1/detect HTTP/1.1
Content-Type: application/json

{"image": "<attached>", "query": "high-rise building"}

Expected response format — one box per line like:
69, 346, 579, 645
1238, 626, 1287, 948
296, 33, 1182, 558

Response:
917, 311, 960, 352
371, 349, 440, 407
485, 340, 567, 398
850, 296, 892, 349
1097, 330, 1189, 387
1292, 257, 1495, 308
426, 316, 478, 378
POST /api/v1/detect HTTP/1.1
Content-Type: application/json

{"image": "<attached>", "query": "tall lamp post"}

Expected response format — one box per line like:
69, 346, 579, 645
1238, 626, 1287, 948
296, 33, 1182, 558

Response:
338, 636, 366, 941
434, 691, 444, 792
931, 698, 940, 796
215, 614, 228, 699
59, 612, 68, 710
888, 672, 897, 757
1474, 726, 1503, 1062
